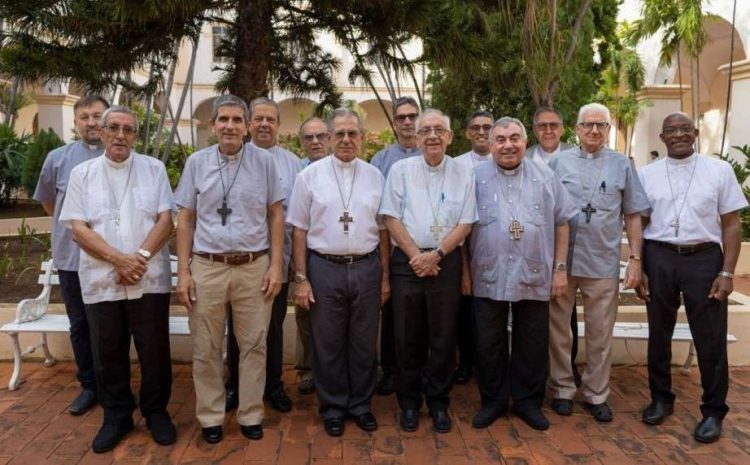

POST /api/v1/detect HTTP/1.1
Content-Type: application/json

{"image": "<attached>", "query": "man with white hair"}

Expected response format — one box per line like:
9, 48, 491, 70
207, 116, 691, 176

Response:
380, 109, 477, 433
548, 103, 649, 422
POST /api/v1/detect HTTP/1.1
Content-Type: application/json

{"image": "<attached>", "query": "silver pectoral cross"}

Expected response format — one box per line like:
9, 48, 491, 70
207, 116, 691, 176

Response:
671, 219, 680, 237
430, 221, 443, 242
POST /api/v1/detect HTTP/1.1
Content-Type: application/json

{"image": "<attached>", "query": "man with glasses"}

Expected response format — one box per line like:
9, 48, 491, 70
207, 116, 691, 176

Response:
175, 95, 284, 444
453, 110, 494, 385
380, 109, 476, 433
637, 112, 746, 443
33, 95, 109, 416
223, 97, 299, 414
289, 108, 388, 437
370, 96, 423, 395
59, 105, 176, 452
548, 103, 649, 423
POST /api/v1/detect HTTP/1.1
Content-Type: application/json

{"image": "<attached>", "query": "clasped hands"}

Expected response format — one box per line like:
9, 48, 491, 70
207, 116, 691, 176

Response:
410, 250, 440, 277
112, 252, 148, 286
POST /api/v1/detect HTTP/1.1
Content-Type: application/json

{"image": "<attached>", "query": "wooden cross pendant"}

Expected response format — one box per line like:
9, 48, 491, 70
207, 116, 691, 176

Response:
582, 203, 597, 224
339, 211, 354, 233
509, 219, 524, 240
217, 199, 232, 226
430, 221, 443, 242
671, 219, 680, 237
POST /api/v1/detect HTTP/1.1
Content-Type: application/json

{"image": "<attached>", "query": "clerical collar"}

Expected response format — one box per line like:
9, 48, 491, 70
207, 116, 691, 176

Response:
83, 140, 103, 151
104, 153, 133, 170
218, 143, 244, 162
579, 146, 603, 159
538, 145, 560, 156
666, 152, 697, 165
497, 161, 522, 176
422, 156, 446, 172
398, 143, 418, 153
332, 155, 356, 168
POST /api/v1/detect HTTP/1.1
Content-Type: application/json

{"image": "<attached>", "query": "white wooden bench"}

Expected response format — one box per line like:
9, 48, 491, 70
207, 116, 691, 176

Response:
0, 258, 189, 390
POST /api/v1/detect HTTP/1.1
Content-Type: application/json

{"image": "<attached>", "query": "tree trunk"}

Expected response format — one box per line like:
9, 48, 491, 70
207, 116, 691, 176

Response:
141, 64, 155, 151
231, 0, 273, 102
677, 45, 684, 112
162, 34, 200, 164
153, 45, 179, 157
4, 77, 20, 127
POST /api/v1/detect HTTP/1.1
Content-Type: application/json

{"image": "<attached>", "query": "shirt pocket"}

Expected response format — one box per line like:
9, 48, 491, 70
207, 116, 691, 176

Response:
519, 257, 548, 288
476, 203, 497, 225
133, 187, 159, 218
86, 190, 110, 221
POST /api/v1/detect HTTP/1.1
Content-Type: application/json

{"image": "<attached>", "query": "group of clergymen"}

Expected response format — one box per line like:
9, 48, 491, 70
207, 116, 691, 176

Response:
33, 92, 745, 453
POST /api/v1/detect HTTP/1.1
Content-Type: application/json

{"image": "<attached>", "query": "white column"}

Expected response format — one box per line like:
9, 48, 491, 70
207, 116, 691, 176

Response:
632, 85, 689, 166
720, 60, 750, 160
34, 80, 77, 143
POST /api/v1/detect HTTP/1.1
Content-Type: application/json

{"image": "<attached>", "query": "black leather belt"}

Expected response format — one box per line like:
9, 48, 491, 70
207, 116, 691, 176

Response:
310, 249, 377, 265
648, 240, 719, 255
194, 250, 268, 265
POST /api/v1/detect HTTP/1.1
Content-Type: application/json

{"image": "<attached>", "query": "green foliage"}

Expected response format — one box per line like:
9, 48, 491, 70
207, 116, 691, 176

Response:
20, 129, 64, 197
0, 123, 30, 207
717, 145, 750, 240
277, 129, 394, 162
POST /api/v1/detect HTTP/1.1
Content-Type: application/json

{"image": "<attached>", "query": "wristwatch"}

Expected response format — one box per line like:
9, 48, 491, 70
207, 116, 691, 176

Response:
554, 262, 567, 272
629, 254, 641, 261
137, 248, 152, 261
294, 272, 308, 283
435, 247, 446, 259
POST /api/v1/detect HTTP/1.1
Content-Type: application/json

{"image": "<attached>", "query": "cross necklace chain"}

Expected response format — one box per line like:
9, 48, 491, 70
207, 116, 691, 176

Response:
102, 156, 135, 228
331, 157, 357, 233
666, 156, 698, 237
216, 146, 243, 226
495, 162, 525, 240
422, 162, 447, 242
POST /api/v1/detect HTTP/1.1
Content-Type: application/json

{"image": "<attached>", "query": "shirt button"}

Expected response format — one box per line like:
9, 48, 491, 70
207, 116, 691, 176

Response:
533, 268, 538, 273
535, 205, 539, 209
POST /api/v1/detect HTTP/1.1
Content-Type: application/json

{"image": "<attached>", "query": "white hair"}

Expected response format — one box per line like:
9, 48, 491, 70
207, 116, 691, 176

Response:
577, 103, 611, 124
416, 108, 451, 130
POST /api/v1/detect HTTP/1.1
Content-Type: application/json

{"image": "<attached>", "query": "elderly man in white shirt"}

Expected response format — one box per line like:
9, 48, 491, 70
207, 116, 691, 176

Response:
380, 108, 477, 434
59, 106, 175, 453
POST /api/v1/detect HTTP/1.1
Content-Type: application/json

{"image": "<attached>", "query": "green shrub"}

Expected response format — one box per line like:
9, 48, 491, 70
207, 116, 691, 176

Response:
0, 123, 30, 207
717, 145, 750, 241
21, 128, 64, 197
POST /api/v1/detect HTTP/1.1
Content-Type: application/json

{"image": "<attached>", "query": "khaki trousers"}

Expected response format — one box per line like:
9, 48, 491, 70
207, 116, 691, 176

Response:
189, 254, 272, 427
548, 276, 618, 404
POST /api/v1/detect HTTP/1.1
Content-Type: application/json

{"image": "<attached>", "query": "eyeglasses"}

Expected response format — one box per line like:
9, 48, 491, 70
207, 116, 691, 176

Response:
103, 124, 136, 136
394, 113, 418, 123
417, 126, 447, 137
663, 125, 695, 136
302, 132, 329, 143
534, 122, 562, 131
468, 124, 493, 133
578, 121, 609, 132
332, 130, 361, 139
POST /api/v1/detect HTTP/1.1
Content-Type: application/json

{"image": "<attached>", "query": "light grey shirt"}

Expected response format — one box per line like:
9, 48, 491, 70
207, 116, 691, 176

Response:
379, 155, 477, 249
525, 142, 574, 165
33, 140, 104, 271
454, 150, 492, 171
550, 146, 650, 279
471, 159, 577, 302
371, 143, 422, 180
174, 143, 284, 254
268, 145, 301, 282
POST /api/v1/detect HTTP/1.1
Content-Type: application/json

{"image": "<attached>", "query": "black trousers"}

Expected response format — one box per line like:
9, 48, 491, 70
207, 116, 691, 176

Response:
643, 240, 729, 419
58, 270, 96, 391
391, 248, 461, 412
473, 298, 549, 411
379, 298, 396, 375
456, 295, 474, 370
308, 252, 381, 419
227, 283, 289, 394
85, 293, 172, 424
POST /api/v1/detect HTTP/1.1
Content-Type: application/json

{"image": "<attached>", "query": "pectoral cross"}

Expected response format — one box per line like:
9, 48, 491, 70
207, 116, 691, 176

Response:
582, 203, 597, 224
339, 211, 354, 233
671, 218, 680, 237
509, 219, 524, 240
430, 221, 443, 242
217, 199, 232, 226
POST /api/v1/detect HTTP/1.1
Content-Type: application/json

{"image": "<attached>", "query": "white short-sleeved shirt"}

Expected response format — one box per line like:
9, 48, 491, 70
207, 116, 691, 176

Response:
59, 153, 175, 304
639, 153, 748, 244
287, 155, 385, 255
379, 155, 477, 249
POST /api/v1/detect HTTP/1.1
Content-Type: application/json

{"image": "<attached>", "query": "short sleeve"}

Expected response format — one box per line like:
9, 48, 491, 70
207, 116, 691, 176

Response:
378, 163, 405, 219
286, 174, 312, 230
155, 161, 175, 214
33, 152, 57, 204
174, 156, 197, 209
457, 169, 478, 224
622, 160, 650, 215
552, 174, 577, 225
58, 166, 87, 228
718, 161, 749, 215
266, 157, 285, 206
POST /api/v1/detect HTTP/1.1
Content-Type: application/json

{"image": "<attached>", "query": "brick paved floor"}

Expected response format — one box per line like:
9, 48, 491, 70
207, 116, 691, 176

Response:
2, 362, 750, 464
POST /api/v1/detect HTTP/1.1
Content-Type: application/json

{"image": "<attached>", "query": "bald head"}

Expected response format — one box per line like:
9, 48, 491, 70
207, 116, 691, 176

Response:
662, 112, 694, 131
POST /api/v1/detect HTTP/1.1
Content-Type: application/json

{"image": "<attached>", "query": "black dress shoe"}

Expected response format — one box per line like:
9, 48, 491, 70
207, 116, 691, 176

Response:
353, 412, 378, 432
266, 388, 292, 413
399, 409, 419, 432
225, 387, 239, 412
694, 416, 722, 443
298, 378, 315, 395
514, 407, 550, 431
551, 398, 573, 416
471, 405, 507, 429
584, 402, 613, 423
324, 417, 344, 437
453, 365, 472, 385
430, 410, 452, 433
92, 418, 134, 453
240, 424, 263, 440
69, 389, 97, 416
376, 372, 395, 396
202, 425, 223, 444
146, 413, 177, 445
641, 400, 674, 426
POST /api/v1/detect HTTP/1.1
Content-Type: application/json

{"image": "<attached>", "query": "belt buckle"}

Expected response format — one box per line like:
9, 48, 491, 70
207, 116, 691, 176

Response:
676, 244, 692, 254
343, 255, 355, 265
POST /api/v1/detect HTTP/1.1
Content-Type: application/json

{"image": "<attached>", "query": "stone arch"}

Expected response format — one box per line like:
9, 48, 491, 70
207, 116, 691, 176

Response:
277, 98, 316, 135
358, 99, 392, 134
192, 96, 218, 149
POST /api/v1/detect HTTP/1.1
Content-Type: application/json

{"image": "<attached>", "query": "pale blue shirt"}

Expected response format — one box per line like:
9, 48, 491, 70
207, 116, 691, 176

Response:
471, 159, 576, 301
268, 146, 301, 282
371, 143, 422, 180
33, 140, 104, 271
